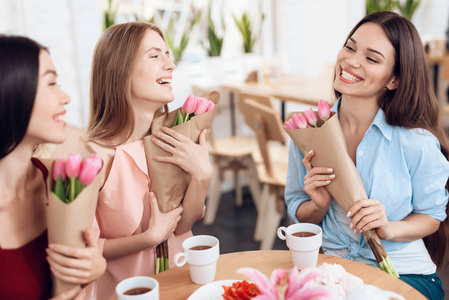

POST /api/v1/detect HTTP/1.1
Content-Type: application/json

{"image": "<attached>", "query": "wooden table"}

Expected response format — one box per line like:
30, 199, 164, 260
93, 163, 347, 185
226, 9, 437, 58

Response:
208, 74, 334, 136
153, 250, 425, 299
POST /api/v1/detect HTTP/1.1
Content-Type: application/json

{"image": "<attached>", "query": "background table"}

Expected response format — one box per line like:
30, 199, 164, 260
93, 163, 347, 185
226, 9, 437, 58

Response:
153, 250, 425, 299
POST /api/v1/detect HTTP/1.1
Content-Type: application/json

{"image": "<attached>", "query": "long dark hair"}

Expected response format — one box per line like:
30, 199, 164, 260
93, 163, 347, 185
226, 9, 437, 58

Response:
335, 11, 449, 268
0, 35, 46, 159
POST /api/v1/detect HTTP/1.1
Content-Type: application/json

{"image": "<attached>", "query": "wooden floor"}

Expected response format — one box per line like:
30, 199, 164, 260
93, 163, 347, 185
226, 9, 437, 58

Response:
193, 187, 449, 299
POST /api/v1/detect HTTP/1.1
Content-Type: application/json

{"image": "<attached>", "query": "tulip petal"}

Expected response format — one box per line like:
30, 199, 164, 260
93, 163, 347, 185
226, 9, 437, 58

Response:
318, 99, 330, 121
65, 153, 82, 179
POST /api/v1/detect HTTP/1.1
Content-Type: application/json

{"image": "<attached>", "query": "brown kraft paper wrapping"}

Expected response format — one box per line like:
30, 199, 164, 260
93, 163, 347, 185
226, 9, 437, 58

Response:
143, 91, 220, 213
285, 111, 367, 212
40, 138, 105, 296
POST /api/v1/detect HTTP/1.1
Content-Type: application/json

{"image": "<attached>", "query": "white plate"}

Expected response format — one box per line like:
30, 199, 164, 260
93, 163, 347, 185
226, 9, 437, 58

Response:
187, 279, 242, 300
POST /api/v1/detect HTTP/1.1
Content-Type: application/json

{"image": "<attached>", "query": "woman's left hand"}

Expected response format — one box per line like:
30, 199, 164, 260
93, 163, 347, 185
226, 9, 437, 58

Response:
46, 228, 107, 284
347, 199, 393, 240
151, 127, 213, 181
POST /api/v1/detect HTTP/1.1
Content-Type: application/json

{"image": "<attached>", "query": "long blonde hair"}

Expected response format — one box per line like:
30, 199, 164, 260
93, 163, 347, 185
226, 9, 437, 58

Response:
86, 22, 166, 146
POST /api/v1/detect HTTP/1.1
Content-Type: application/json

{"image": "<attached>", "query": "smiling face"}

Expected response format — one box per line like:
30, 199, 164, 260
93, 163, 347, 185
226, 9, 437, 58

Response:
333, 22, 398, 102
130, 29, 176, 110
26, 50, 70, 145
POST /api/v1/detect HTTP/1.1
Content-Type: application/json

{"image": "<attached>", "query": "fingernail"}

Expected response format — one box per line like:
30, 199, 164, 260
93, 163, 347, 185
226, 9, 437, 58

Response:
346, 211, 351, 217
326, 180, 331, 183
329, 174, 335, 178
327, 168, 333, 172
349, 223, 353, 229
353, 229, 357, 234
153, 131, 158, 136
308, 150, 313, 154
48, 244, 55, 249
149, 192, 155, 197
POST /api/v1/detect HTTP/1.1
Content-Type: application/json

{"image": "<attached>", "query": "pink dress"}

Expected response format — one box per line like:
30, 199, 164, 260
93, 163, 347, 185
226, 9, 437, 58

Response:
86, 140, 192, 300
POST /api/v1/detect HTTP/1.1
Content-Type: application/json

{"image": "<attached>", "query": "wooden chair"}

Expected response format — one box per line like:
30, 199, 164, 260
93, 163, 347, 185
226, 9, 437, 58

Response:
239, 97, 289, 250
191, 85, 261, 226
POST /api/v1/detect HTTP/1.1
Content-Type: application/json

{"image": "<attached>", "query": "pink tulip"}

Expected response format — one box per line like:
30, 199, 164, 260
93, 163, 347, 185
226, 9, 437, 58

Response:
52, 158, 66, 181
65, 153, 82, 179
292, 112, 308, 129
205, 100, 215, 112
194, 98, 211, 115
284, 118, 298, 129
318, 99, 330, 121
181, 95, 198, 115
304, 108, 318, 128
78, 154, 103, 186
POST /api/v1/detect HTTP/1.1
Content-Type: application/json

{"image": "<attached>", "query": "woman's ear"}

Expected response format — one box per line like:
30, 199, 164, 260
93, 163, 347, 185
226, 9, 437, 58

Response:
386, 76, 399, 90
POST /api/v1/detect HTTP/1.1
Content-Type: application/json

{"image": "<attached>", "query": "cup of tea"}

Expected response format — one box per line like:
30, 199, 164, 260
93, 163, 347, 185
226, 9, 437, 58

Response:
173, 235, 220, 284
277, 223, 322, 270
116, 276, 159, 300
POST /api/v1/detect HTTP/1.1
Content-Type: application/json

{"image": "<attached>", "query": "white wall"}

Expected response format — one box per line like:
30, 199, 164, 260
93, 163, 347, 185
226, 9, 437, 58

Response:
1, 0, 448, 128
0, 0, 102, 128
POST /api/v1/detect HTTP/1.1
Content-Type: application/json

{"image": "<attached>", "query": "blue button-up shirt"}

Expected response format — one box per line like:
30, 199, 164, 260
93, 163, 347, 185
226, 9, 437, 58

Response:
285, 98, 449, 274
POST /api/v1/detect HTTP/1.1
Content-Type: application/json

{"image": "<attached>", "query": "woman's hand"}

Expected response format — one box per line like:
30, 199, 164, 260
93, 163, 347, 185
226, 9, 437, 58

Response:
302, 150, 334, 210
46, 229, 106, 285
144, 192, 183, 247
49, 288, 85, 300
151, 127, 213, 181
347, 199, 393, 240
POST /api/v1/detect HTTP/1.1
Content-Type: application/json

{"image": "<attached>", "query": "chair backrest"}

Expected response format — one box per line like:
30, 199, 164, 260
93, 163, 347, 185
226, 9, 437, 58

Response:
240, 97, 286, 176
237, 91, 274, 113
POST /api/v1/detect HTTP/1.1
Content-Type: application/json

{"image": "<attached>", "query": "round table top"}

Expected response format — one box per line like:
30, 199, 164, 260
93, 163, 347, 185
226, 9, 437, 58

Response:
153, 250, 425, 299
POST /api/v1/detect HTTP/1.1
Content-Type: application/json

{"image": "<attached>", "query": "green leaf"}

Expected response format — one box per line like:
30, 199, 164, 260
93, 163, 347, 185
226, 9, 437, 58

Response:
54, 176, 65, 202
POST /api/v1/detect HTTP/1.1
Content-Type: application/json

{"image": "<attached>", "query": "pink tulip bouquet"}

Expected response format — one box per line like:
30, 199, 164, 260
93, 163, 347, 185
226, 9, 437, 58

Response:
44, 150, 104, 296
283, 100, 398, 278
142, 91, 220, 274
52, 154, 103, 203
173, 94, 216, 126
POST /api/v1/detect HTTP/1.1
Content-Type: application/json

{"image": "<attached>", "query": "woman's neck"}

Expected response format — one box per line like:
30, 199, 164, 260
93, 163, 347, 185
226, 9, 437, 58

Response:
338, 95, 379, 132
0, 140, 36, 195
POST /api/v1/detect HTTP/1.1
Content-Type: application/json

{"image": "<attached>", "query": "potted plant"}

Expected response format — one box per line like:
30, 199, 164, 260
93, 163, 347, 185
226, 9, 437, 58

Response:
165, 10, 202, 63
207, 5, 225, 57
395, 0, 420, 20
232, 11, 263, 54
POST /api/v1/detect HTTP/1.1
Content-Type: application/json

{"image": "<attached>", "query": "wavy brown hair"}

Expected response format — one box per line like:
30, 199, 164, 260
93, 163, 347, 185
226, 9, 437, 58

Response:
86, 22, 167, 146
335, 11, 449, 268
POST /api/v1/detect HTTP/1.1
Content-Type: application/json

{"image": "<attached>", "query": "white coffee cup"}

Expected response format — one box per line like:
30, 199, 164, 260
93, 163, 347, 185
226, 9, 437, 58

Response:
277, 223, 322, 270
116, 276, 159, 300
173, 235, 220, 285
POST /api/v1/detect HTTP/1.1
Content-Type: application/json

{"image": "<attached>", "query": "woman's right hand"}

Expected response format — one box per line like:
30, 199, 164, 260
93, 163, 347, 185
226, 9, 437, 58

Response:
302, 150, 335, 210
145, 191, 183, 247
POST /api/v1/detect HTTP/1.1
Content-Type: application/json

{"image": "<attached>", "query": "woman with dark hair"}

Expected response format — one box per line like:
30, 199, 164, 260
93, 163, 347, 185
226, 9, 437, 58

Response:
286, 11, 449, 300
0, 35, 106, 300
85, 22, 212, 299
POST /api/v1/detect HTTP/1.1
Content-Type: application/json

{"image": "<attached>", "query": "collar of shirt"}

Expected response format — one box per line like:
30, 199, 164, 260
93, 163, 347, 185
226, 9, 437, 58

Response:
332, 97, 392, 141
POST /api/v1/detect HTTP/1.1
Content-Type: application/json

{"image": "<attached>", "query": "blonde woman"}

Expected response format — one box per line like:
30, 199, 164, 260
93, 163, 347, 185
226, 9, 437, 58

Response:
85, 22, 212, 299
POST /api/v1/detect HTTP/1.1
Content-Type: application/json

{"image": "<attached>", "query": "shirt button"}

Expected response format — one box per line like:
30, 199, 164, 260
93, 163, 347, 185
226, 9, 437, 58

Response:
358, 151, 363, 156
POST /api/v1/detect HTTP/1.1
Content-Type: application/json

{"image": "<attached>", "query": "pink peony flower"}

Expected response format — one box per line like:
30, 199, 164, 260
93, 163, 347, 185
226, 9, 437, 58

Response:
318, 100, 330, 122
237, 267, 332, 300
65, 153, 82, 179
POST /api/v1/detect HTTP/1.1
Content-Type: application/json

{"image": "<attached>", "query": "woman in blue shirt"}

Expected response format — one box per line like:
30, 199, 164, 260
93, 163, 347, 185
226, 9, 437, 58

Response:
285, 11, 449, 300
